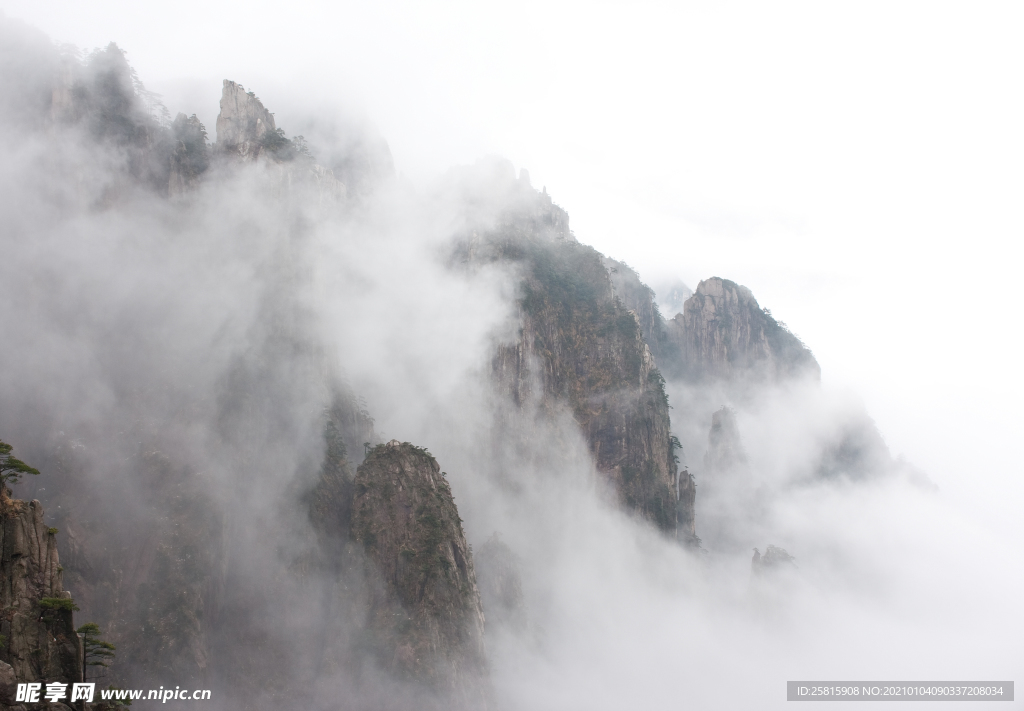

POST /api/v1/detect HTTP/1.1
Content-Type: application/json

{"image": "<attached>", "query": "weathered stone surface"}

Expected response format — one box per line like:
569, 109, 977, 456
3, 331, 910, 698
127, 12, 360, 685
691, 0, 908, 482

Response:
0, 660, 16, 705
668, 277, 820, 383
215, 80, 276, 160
351, 441, 488, 708
0, 498, 81, 686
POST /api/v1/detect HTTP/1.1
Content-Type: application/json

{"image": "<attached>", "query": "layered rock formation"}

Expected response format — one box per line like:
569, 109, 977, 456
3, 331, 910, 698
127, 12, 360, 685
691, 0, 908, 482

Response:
0, 497, 81, 699
667, 277, 820, 383
350, 441, 488, 708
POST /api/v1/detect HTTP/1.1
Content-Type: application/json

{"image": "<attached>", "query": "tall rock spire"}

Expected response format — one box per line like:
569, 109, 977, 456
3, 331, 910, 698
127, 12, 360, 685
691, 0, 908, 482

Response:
215, 80, 277, 160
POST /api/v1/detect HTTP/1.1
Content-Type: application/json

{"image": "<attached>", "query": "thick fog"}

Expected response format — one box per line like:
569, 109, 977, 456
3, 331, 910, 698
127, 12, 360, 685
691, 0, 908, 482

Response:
0, 6, 1022, 710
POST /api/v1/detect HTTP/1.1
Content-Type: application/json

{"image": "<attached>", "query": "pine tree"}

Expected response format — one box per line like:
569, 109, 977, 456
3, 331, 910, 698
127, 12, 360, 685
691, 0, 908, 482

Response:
77, 623, 116, 681
0, 440, 40, 488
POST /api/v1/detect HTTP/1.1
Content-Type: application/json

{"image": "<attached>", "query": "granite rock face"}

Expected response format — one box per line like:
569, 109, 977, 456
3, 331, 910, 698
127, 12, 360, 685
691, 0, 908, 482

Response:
350, 441, 488, 709
454, 176, 687, 538
668, 277, 820, 383
215, 80, 277, 161
0, 498, 81, 687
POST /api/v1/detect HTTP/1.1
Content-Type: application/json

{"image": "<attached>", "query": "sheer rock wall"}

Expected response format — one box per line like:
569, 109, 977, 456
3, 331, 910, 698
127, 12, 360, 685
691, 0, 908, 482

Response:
0, 498, 81, 689
350, 442, 489, 709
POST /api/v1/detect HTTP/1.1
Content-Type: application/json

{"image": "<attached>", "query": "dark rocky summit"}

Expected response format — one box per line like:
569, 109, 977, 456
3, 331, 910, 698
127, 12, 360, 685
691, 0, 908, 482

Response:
350, 441, 488, 708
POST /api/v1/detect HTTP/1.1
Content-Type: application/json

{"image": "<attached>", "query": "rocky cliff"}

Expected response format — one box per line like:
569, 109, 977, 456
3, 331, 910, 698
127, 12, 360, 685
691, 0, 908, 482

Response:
451, 174, 689, 540
215, 80, 277, 160
668, 277, 820, 383
600, 265, 819, 386
602, 257, 669, 362
0, 496, 81, 701
20, 36, 370, 201
350, 441, 488, 709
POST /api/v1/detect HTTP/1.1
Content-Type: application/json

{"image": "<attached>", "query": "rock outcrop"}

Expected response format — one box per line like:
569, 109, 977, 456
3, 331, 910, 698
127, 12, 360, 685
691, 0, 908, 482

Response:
704, 407, 747, 475
602, 257, 669, 362
0, 497, 81, 689
751, 545, 796, 576
350, 441, 488, 709
213, 80, 348, 200
454, 174, 688, 538
215, 80, 278, 161
667, 277, 819, 383
600, 267, 818, 386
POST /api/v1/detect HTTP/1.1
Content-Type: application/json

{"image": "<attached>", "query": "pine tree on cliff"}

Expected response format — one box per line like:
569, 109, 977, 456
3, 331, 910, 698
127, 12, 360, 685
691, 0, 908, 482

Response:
77, 622, 117, 682
0, 439, 40, 488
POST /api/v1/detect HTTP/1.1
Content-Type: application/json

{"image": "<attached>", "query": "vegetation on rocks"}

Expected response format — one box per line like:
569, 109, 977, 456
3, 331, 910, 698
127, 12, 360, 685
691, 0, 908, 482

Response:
350, 441, 488, 705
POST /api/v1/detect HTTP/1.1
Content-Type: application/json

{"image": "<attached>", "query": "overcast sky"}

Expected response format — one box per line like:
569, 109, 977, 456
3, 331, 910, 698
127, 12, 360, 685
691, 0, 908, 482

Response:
3, 0, 1022, 532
